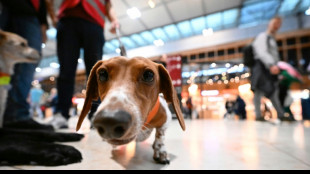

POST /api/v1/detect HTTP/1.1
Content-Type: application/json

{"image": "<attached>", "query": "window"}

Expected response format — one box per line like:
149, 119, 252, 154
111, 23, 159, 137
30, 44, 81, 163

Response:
208, 51, 215, 58
151, 28, 169, 42
279, 50, 284, 61
181, 56, 188, 64
287, 49, 298, 67
238, 46, 244, 53
286, 38, 296, 46
218, 50, 225, 56
240, 0, 281, 26
190, 54, 196, 60
302, 47, 310, 70
199, 53, 206, 59
228, 48, 235, 55
301, 36, 310, 44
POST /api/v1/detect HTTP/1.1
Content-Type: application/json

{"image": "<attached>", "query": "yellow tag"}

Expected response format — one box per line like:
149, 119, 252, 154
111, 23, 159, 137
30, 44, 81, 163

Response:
0, 76, 11, 85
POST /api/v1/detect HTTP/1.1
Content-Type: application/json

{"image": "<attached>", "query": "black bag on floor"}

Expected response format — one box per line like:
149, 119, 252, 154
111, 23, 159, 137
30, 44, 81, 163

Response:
301, 98, 310, 120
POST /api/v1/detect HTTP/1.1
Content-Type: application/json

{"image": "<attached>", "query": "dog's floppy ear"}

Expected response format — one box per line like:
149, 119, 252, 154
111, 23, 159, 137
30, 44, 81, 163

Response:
158, 64, 186, 131
0, 30, 7, 45
76, 61, 103, 131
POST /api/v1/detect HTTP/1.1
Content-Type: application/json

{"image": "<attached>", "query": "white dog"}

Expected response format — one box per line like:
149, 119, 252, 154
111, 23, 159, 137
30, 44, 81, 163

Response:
0, 30, 40, 128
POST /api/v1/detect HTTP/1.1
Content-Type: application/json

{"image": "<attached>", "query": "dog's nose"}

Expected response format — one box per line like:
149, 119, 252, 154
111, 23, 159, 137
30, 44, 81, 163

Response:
93, 110, 132, 139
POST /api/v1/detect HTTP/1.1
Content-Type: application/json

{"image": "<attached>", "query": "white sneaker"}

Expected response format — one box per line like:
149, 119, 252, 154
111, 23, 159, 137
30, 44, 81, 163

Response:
269, 118, 282, 125
49, 113, 68, 129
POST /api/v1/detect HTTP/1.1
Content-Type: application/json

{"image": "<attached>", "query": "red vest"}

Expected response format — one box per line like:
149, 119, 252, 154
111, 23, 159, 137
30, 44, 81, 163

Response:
30, 0, 40, 11
58, 0, 109, 28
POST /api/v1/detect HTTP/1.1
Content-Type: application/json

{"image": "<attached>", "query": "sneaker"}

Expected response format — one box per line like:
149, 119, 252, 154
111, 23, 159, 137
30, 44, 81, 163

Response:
280, 116, 296, 122
255, 117, 266, 122
48, 113, 68, 129
268, 118, 282, 125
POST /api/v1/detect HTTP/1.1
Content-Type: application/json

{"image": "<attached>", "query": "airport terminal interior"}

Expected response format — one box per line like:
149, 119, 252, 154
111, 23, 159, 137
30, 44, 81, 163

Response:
1, 0, 310, 170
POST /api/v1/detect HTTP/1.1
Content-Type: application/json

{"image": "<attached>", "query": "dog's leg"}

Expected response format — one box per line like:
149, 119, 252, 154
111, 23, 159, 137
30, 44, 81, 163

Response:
136, 127, 153, 142
152, 126, 169, 164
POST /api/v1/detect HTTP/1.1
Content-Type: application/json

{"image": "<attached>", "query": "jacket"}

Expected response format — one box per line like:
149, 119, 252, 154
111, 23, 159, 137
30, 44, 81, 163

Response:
58, 0, 110, 28
251, 60, 278, 98
0, 0, 48, 26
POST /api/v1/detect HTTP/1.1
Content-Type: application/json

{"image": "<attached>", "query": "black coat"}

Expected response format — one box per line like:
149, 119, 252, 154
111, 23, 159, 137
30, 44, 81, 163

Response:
250, 60, 278, 98
0, 0, 48, 26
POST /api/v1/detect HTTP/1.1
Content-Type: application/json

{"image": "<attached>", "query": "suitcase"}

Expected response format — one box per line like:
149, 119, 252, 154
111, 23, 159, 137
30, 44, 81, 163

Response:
301, 98, 310, 120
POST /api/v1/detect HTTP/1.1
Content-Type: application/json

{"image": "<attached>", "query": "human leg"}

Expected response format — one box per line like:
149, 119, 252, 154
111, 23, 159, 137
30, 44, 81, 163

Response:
254, 90, 264, 120
56, 18, 81, 119
269, 87, 285, 119
81, 19, 104, 121
3, 15, 42, 122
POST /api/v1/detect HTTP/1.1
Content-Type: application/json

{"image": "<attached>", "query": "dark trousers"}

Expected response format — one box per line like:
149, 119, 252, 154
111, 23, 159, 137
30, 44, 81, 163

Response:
0, 5, 42, 122
279, 83, 289, 107
56, 17, 104, 119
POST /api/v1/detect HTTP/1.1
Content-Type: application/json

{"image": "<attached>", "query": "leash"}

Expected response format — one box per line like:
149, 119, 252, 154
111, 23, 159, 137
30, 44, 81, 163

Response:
115, 27, 127, 57
144, 97, 160, 127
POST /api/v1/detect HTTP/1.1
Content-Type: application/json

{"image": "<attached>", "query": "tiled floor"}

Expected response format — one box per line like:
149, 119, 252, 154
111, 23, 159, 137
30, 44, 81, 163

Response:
1, 119, 310, 170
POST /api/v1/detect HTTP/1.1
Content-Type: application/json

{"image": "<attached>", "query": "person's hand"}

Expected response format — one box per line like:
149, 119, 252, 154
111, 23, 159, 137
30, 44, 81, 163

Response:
270, 65, 280, 75
41, 25, 48, 44
109, 20, 120, 34
51, 16, 58, 28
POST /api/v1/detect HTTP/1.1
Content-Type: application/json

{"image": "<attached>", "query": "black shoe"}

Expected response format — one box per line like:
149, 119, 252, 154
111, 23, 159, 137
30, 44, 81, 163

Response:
279, 116, 296, 122
255, 117, 266, 122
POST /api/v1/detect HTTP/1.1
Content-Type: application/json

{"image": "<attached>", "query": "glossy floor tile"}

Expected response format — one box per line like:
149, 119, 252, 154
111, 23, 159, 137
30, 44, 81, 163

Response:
1, 119, 310, 170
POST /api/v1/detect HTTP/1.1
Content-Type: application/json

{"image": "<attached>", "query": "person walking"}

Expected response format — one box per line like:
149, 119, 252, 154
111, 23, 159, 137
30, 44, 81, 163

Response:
50, 0, 120, 129
0, 0, 50, 128
251, 16, 286, 125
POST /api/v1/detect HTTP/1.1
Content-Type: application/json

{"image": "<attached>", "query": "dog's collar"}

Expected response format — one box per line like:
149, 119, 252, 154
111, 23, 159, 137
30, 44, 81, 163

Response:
0, 72, 11, 86
144, 97, 160, 127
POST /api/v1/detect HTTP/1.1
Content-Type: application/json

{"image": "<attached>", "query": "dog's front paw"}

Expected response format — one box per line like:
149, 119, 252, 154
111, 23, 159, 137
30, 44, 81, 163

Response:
153, 151, 170, 165
40, 144, 83, 166
54, 133, 85, 142
4, 119, 54, 131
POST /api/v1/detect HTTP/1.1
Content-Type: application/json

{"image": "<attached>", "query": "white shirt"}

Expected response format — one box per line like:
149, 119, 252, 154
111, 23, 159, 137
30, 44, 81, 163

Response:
252, 32, 280, 68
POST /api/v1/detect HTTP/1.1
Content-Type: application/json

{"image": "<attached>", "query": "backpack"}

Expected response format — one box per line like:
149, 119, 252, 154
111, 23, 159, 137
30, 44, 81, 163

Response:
242, 44, 255, 68
243, 35, 271, 68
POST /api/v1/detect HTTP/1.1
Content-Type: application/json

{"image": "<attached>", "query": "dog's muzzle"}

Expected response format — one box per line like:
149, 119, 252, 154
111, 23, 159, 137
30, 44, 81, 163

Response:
27, 49, 40, 61
93, 110, 132, 140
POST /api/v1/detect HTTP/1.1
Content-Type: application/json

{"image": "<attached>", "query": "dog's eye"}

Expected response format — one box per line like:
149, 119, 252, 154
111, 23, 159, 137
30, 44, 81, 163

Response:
142, 70, 154, 83
98, 69, 108, 82
20, 42, 27, 47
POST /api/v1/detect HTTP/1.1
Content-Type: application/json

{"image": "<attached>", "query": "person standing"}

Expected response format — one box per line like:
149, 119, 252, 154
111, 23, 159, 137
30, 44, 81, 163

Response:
251, 16, 286, 124
50, 0, 120, 129
0, 0, 49, 126
29, 84, 44, 119
224, 99, 236, 119
234, 95, 247, 120
186, 97, 193, 119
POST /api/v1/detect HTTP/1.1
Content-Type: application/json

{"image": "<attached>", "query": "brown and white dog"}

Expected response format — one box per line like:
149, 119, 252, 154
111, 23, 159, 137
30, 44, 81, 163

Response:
77, 56, 186, 164
0, 30, 40, 128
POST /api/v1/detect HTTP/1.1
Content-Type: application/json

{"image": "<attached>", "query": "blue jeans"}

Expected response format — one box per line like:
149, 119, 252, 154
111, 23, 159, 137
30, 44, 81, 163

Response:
0, 7, 42, 122
56, 17, 104, 119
